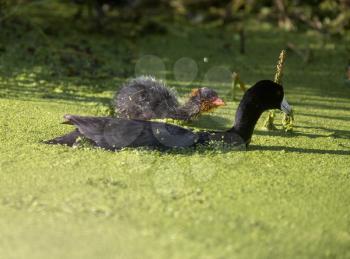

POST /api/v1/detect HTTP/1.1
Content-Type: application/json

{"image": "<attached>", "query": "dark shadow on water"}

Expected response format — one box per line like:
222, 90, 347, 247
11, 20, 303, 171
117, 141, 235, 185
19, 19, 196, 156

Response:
291, 100, 350, 112
297, 112, 350, 122
50, 142, 350, 156
255, 126, 350, 140
294, 125, 350, 139
254, 129, 327, 139
249, 145, 350, 155
0, 91, 112, 105
46, 142, 248, 155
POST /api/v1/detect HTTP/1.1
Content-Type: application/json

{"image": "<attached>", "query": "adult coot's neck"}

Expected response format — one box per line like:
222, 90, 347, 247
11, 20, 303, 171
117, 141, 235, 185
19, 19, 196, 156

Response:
230, 97, 264, 144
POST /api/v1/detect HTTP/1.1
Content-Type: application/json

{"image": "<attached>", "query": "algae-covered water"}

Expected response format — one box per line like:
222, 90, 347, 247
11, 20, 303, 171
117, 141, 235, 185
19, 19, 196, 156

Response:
1, 2, 350, 258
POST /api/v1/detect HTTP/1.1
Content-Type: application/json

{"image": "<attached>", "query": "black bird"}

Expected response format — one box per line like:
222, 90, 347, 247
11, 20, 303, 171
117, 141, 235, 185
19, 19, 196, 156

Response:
114, 76, 225, 121
45, 80, 292, 150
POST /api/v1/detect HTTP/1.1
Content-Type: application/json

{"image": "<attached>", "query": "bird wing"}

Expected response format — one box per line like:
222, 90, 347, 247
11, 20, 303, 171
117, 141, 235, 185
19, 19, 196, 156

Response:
147, 121, 198, 148
63, 115, 198, 150
64, 115, 145, 150
44, 129, 83, 146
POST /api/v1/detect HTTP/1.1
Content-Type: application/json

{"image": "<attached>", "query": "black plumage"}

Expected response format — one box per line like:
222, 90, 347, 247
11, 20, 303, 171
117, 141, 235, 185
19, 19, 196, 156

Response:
113, 76, 225, 121
45, 80, 292, 150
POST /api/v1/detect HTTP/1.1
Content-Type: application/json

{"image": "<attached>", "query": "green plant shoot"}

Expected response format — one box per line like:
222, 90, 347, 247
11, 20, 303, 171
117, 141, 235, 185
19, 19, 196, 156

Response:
263, 50, 294, 131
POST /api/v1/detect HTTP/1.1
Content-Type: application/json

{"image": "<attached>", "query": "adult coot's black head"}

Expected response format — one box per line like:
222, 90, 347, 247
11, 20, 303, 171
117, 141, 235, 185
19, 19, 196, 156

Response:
233, 80, 292, 143
242, 80, 290, 114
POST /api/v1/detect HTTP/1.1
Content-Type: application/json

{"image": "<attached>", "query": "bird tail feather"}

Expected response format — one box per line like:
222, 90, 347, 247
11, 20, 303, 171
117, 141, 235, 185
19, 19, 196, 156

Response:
43, 129, 82, 146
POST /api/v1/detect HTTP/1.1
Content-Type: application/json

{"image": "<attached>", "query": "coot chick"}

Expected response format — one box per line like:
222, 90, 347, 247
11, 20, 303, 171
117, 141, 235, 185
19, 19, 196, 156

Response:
113, 76, 225, 121
45, 80, 292, 150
